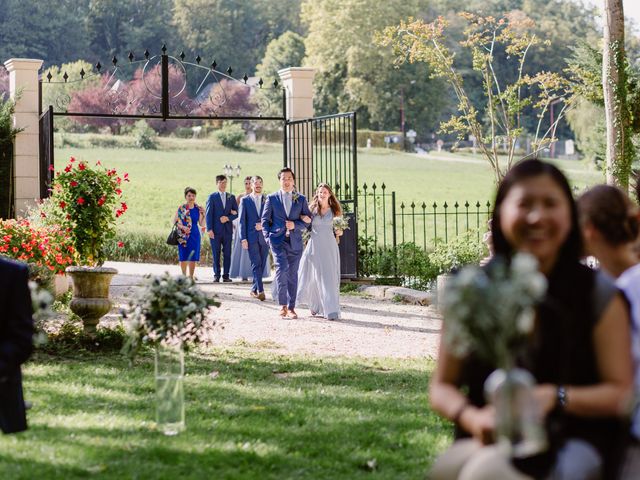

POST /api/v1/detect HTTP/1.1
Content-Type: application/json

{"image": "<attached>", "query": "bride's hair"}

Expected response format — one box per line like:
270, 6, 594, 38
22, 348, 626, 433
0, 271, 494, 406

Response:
310, 183, 342, 217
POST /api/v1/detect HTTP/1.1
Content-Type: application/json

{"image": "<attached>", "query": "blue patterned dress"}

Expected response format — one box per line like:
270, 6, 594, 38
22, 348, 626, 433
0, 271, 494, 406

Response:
177, 206, 202, 262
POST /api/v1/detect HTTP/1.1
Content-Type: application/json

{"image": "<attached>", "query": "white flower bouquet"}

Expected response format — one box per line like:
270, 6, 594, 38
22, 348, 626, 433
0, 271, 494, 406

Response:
122, 273, 219, 361
332, 215, 350, 232
442, 253, 547, 368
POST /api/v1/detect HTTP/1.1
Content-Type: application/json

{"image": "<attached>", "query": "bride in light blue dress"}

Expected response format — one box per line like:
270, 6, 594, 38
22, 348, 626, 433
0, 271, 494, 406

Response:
296, 183, 344, 320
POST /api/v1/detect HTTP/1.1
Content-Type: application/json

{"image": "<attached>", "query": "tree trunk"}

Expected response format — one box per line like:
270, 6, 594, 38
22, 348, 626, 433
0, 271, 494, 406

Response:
603, 0, 630, 189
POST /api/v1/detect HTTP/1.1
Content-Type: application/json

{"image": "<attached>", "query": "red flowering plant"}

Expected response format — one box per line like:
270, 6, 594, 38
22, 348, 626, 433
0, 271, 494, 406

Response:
0, 218, 75, 283
50, 157, 128, 266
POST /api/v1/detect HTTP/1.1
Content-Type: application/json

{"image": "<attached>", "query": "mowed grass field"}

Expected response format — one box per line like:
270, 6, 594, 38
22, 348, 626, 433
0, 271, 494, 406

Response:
0, 349, 450, 479
56, 137, 605, 237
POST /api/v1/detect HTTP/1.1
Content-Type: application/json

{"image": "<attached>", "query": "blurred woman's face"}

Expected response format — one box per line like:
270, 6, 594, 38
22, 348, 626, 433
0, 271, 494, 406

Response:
499, 174, 571, 272
185, 192, 196, 203
317, 187, 330, 203
244, 179, 252, 193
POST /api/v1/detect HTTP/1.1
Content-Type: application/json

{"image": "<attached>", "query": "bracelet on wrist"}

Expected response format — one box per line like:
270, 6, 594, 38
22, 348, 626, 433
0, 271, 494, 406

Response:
556, 385, 568, 410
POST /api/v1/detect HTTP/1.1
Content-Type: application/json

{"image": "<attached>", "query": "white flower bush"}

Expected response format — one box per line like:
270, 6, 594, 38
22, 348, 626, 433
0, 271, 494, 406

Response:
442, 253, 547, 368
122, 273, 219, 361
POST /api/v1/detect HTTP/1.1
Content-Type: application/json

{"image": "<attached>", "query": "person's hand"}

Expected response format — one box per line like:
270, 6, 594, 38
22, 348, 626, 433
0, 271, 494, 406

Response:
285, 220, 295, 231
241, 239, 249, 250
230, 210, 237, 215
220, 216, 229, 224
533, 384, 557, 416
462, 405, 495, 445
255, 222, 263, 231
300, 215, 312, 224
335, 229, 343, 237
207, 230, 215, 239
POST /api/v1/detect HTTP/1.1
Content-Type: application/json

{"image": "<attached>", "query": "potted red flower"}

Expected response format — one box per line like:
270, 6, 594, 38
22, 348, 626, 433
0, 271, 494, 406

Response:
51, 157, 129, 332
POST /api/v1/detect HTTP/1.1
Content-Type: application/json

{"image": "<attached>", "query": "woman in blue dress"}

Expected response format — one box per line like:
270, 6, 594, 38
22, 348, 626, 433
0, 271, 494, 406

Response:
173, 187, 205, 279
296, 183, 344, 320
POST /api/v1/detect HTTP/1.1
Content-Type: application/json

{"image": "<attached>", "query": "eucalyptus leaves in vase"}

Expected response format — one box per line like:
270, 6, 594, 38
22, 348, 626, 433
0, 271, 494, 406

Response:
442, 253, 548, 457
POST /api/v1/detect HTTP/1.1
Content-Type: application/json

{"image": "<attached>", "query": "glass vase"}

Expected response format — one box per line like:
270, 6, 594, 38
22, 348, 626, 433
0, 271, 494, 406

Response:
154, 344, 185, 435
484, 367, 547, 458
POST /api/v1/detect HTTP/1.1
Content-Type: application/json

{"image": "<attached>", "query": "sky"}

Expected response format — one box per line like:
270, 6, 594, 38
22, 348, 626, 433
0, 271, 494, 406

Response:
582, 0, 640, 26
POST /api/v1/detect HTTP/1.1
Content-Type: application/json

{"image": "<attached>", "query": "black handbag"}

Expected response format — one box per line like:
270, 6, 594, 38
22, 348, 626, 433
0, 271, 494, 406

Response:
166, 223, 180, 246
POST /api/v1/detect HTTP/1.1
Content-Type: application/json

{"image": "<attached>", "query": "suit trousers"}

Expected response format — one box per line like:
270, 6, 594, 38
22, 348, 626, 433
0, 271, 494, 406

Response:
210, 233, 232, 278
272, 239, 301, 309
248, 240, 269, 293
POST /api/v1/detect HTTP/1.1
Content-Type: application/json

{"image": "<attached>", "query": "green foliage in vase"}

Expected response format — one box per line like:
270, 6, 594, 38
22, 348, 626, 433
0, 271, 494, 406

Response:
429, 230, 487, 275
122, 273, 220, 361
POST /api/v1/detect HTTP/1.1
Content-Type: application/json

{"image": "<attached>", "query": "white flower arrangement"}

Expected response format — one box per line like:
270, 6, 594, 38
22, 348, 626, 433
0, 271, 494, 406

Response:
332, 215, 350, 232
442, 253, 547, 368
122, 273, 219, 361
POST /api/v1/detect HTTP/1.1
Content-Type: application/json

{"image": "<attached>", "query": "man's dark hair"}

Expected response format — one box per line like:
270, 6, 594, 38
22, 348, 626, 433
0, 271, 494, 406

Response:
216, 175, 227, 183
184, 187, 197, 197
278, 167, 295, 180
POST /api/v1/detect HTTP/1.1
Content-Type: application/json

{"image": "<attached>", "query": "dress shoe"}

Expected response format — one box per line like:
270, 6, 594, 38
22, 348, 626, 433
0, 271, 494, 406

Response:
214, 277, 220, 283
250, 290, 259, 299
279, 306, 288, 317
258, 292, 266, 301
222, 277, 232, 283
287, 309, 298, 319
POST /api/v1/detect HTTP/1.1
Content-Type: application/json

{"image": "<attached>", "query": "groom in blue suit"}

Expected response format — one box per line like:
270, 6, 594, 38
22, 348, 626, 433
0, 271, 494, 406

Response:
262, 168, 311, 319
206, 175, 238, 282
239, 176, 269, 301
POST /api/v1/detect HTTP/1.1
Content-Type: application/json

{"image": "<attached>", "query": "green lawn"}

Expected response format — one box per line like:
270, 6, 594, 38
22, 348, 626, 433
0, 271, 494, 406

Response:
56, 137, 605, 239
0, 348, 450, 479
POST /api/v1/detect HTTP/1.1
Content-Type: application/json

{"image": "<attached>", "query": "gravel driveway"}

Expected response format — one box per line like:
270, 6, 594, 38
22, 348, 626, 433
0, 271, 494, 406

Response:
106, 262, 442, 359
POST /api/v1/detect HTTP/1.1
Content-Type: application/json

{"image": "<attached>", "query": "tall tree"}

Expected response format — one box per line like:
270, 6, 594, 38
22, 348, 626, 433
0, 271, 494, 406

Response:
603, 0, 633, 188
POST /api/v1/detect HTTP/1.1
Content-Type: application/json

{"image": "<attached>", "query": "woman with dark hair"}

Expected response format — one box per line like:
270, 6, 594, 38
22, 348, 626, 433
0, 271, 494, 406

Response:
173, 187, 205, 278
578, 184, 640, 478
296, 183, 343, 320
429, 159, 633, 479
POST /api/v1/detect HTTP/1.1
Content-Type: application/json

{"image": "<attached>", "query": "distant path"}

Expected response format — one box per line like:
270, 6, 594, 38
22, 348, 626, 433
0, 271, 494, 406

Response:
105, 261, 442, 360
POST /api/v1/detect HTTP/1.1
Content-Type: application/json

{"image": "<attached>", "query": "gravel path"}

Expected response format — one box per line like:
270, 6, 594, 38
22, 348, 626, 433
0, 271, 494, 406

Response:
105, 262, 442, 359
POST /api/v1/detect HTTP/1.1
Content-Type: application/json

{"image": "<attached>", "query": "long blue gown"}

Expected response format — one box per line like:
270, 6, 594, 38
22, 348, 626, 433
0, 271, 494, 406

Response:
296, 211, 341, 319
177, 206, 201, 262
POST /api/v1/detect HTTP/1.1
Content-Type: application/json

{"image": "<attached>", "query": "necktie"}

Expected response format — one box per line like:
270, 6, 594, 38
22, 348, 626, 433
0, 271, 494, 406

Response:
254, 194, 261, 213
284, 192, 292, 216
220, 192, 226, 209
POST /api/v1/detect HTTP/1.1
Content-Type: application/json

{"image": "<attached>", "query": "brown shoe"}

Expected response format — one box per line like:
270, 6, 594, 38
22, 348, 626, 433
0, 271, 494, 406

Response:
279, 306, 288, 317
287, 309, 298, 319
250, 290, 259, 299
258, 292, 266, 301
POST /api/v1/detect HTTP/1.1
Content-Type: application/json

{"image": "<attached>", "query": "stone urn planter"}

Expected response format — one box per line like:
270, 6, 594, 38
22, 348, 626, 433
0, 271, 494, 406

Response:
436, 273, 452, 312
66, 266, 118, 332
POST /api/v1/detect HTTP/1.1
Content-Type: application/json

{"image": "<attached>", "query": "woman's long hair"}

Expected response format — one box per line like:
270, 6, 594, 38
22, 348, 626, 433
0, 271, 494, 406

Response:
310, 183, 342, 217
490, 159, 583, 265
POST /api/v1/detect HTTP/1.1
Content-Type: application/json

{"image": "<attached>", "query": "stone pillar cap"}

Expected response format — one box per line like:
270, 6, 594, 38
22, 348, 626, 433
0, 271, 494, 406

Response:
4, 58, 43, 72
278, 67, 316, 81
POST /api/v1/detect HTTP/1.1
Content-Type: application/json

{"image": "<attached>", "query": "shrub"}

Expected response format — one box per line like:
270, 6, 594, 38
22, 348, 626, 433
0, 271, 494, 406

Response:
215, 121, 247, 150
131, 119, 157, 150
429, 230, 487, 275
0, 218, 75, 285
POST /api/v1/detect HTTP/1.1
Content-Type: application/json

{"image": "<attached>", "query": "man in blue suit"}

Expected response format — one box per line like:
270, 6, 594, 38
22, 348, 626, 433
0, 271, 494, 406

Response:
0, 257, 34, 434
206, 175, 238, 282
239, 176, 269, 301
261, 168, 311, 318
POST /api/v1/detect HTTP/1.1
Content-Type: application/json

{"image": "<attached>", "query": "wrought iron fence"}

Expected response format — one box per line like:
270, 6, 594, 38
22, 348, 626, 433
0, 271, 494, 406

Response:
356, 182, 492, 252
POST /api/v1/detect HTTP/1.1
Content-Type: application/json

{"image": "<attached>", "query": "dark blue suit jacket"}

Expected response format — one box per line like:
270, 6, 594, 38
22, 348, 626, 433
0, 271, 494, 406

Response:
261, 191, 311, 252
0, 257, 34, 434
205, 191, 238, 236
239, 195, 267, 247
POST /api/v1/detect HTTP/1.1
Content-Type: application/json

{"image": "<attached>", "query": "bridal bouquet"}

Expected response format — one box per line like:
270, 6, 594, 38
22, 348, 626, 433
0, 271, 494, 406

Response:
332, 215, 350, 232
442, 253, 547, 368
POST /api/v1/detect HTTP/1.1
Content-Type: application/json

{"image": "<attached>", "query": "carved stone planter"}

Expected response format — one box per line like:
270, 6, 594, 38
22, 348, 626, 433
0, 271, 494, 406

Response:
66, 266, 118, 332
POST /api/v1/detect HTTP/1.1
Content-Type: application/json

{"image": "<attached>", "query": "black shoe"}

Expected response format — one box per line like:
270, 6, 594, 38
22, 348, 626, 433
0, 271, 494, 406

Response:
214, 277, 220, 283
222, 277, 232, 283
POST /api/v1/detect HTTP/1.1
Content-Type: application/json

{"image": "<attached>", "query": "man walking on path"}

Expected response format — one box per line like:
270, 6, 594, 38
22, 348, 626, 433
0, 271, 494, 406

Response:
239, 176, 269, 301
206, 175, 238, 282
261, 168, 311, 318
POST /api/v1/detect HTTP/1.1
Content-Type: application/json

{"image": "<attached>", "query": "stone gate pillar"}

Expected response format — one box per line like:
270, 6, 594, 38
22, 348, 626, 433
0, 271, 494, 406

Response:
278, 67, 315, 199
4, 58, 43, 216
